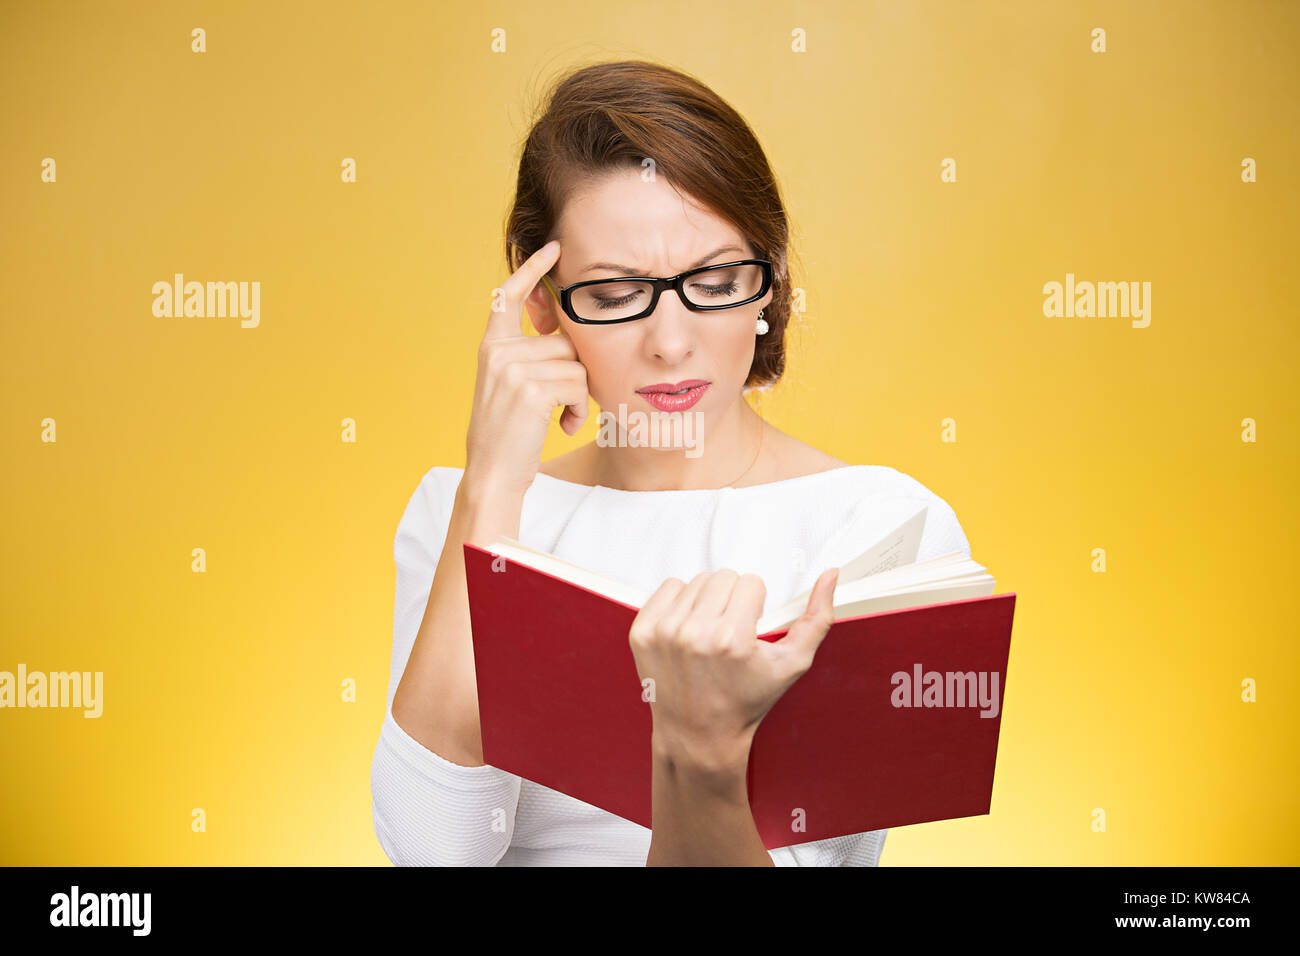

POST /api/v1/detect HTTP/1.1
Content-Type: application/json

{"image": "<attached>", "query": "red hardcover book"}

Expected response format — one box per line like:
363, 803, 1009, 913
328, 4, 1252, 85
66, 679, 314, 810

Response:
464, 540, 1016, 850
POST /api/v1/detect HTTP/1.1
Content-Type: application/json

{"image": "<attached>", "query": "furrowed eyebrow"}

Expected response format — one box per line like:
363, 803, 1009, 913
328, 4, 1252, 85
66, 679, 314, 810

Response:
580, 245, 747, 277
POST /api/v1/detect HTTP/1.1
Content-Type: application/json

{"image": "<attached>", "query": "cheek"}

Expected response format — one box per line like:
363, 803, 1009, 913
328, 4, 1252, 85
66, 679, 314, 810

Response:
711, 323, 757, 381
565, 327, 624, 396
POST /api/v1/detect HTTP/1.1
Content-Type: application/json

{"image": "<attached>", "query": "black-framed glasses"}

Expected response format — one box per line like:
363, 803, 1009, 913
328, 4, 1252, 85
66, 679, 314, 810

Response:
541, 259, 773, 325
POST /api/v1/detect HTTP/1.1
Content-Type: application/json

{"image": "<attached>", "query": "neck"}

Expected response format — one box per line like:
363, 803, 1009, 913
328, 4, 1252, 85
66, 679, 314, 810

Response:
591, 395, 767, 491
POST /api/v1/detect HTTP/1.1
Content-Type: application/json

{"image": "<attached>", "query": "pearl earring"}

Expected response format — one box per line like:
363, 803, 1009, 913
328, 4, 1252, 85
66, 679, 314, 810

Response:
755, 310, 769, 336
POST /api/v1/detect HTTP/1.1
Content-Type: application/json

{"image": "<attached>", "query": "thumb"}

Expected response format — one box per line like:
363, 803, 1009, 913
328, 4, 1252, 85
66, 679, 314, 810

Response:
782, 567, 839, 657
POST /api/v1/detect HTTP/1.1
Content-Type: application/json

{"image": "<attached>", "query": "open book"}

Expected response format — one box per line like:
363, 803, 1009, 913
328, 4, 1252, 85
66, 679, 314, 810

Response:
479, 507, 998, 633
464, 505, 1016, 850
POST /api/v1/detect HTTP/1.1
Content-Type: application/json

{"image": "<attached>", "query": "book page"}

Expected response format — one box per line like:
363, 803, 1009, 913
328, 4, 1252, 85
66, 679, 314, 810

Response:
756, 561, 995, 634
483, 538, 652, 609
768, 505, 928, 620
836, 505, 928, 582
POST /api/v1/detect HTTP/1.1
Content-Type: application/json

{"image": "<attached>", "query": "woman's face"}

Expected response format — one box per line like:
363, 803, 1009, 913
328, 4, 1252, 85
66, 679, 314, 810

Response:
524, 167, 773, 445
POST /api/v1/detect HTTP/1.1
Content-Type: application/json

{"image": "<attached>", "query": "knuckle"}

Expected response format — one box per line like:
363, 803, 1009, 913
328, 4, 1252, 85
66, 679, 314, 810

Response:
721, 626, 751, 658
713, 621, 739, 646
685, 639, 714, 657
678, 619, 709, 648
721, 640, 747, 660
806, 605, 834, 629
706, 635, 733, 657
673, 616, 705, 650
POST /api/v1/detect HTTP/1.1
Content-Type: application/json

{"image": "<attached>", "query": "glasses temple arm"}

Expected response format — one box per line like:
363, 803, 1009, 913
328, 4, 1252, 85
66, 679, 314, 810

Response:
541, 274, 561, 301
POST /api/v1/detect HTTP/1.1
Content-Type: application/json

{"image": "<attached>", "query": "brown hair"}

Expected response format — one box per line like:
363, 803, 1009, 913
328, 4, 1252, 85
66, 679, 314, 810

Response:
504, 60, 794, 389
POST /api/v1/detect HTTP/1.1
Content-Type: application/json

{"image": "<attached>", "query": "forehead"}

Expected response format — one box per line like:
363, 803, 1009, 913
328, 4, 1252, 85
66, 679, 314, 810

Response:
554, 168, 748, 273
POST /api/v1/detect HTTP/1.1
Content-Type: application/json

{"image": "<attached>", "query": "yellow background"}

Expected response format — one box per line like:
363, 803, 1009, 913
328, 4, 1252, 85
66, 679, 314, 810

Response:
1, 0, 1295, 865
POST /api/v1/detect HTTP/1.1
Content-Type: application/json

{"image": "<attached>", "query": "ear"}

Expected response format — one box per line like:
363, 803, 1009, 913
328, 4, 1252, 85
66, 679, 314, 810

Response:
524, 282, 562, 335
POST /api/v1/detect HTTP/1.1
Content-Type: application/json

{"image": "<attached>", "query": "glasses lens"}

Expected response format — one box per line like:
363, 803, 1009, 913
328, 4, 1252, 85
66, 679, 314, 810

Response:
569, 280, 657, 322
681, 263, 765, 309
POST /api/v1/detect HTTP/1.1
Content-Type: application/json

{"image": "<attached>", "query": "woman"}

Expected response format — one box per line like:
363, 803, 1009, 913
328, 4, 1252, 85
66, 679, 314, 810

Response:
371, 60, 971, 865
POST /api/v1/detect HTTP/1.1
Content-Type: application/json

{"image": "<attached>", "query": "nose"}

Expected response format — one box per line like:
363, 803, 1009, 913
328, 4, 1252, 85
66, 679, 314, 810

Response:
641, 289, 696, 365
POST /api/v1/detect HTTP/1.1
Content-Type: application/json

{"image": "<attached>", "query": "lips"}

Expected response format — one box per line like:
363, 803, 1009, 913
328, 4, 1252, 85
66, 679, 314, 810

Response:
636, 380, 711, 412
636, 379, 710, 395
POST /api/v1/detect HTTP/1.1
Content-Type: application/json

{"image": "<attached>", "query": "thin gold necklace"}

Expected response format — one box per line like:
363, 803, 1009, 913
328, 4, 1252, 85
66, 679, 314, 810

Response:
721, 417, 765, 488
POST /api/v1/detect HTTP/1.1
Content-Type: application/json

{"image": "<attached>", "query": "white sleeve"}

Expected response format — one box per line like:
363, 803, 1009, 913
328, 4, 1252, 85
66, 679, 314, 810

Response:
887, 467, 972, 563
767, 829, 889, 866
369, 466, 522, 866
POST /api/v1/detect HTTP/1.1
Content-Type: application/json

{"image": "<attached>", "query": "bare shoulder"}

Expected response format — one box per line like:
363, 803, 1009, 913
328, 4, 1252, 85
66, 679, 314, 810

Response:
755, 422, 852, 482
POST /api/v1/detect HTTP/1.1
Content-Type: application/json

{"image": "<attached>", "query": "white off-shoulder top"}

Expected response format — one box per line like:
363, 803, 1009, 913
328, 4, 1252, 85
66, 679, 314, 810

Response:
371, 464, 971, 866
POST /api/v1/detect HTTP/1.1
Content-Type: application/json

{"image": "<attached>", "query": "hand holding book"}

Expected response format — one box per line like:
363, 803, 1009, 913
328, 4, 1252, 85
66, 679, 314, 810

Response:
629, 566, 841, 777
